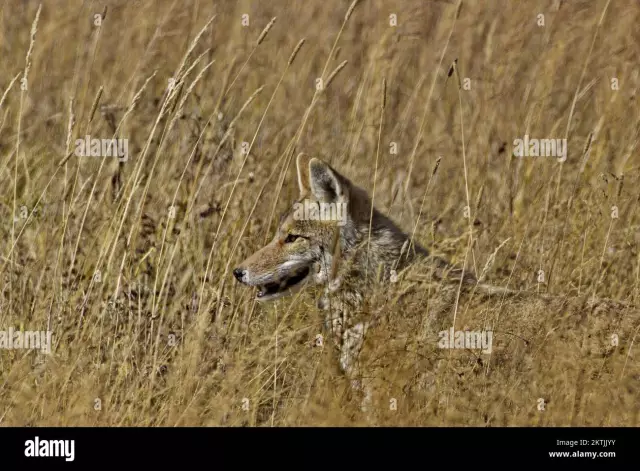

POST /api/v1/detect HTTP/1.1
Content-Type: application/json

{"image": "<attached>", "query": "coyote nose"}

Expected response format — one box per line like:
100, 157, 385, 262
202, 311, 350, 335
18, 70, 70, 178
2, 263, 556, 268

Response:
233, 268, 246, 282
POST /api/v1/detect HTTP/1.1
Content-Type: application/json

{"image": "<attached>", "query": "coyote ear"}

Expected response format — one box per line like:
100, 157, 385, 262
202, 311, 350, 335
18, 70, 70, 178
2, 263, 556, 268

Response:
308, 158, 347, 203
296, 153, 311, 194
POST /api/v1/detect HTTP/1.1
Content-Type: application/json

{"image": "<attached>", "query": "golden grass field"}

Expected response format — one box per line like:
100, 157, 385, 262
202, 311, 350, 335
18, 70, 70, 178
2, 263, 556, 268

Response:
1, 0, 639, 426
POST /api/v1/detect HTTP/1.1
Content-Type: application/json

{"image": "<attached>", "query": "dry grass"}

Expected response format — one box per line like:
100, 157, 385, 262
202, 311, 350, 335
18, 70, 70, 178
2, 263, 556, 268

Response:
1, 0, 639, 426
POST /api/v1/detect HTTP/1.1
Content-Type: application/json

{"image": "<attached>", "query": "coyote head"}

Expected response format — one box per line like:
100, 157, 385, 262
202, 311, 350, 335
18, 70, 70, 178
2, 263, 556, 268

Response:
233, 154, 358, 301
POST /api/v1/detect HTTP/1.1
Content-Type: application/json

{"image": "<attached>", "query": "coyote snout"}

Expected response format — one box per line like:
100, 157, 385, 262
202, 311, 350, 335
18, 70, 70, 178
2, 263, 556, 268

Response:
233, 254, 315, 302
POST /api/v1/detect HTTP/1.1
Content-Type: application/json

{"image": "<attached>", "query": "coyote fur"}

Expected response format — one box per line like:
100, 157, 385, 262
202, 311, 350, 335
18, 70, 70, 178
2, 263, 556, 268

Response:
232, 153, 503, 397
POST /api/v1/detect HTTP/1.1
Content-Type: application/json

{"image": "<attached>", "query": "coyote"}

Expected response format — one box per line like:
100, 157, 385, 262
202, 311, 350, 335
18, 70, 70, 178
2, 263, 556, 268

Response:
233, 153, 483, 399
233, 153, 640, 418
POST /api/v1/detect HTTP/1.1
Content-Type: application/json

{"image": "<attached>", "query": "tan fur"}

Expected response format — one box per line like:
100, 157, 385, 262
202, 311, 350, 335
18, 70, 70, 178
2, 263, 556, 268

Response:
234, 154, 639, 414
234, 153, 477, 408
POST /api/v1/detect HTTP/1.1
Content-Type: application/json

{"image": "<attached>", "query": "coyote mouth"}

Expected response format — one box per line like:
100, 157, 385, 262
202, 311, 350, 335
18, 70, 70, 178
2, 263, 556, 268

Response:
256, 265, 311, 301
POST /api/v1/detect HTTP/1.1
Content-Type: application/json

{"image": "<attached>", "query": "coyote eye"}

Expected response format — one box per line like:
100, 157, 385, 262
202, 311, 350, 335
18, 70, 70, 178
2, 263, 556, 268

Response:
284, 234, 300, 244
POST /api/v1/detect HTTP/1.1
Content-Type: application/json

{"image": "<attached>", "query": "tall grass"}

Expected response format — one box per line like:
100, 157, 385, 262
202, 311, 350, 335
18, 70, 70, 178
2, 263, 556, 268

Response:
0, 0, 638, 426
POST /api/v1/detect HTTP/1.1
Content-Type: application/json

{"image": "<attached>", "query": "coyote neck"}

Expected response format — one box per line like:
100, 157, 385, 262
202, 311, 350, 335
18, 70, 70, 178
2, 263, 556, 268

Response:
339, 187, 428, 275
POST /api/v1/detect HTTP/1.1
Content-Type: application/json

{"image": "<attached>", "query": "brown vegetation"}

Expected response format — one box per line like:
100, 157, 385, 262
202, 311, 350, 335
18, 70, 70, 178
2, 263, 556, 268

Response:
0, 0, 639, 425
